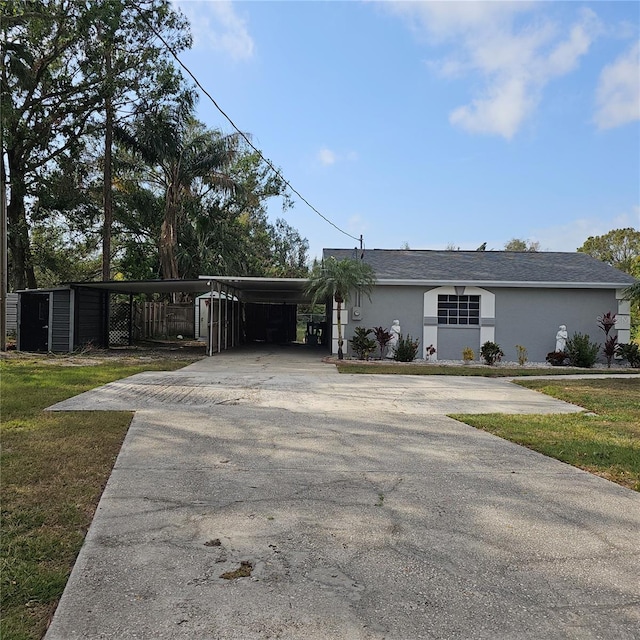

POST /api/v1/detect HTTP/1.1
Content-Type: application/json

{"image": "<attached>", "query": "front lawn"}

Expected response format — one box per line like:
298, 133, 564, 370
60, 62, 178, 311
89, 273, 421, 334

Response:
452, 378, 640, 491
0, 357, 195, 640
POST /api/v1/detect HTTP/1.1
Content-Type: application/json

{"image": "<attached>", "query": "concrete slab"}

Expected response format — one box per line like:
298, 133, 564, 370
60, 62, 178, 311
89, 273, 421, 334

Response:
44, 348, 640, 639
48, 348, 585, 416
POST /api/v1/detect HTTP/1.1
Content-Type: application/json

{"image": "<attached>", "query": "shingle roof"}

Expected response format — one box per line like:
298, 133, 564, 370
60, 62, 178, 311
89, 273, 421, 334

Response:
322, 249, 636, 286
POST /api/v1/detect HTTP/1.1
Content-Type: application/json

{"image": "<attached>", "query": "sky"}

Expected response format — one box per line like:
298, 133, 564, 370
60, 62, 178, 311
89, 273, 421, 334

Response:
171, 0, 640, 262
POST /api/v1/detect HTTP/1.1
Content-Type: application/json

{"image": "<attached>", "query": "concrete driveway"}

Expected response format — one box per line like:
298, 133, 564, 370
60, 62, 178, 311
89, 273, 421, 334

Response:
45, 347, 640, 639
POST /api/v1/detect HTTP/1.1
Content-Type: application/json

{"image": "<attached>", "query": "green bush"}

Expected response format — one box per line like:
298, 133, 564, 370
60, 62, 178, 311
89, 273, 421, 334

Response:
349, 327, 377, 360
566, 332, 600, 368
617, 342, 640, 368
393, 334, 420, 362
480, 341, 504, 366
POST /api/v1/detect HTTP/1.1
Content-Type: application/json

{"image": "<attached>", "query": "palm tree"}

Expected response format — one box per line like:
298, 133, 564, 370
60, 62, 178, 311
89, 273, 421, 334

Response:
624, 281, 640, 305
305, 257, 377, 359
117, 93, 239, 280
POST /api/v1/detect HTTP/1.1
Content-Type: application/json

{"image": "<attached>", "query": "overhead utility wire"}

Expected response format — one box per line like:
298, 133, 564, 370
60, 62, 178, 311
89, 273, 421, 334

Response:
130, 2, 360, 244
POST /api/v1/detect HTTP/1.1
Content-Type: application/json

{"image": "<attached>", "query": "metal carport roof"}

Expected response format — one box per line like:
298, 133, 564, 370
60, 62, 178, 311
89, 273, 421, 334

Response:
198, 276, 311, 304
58, 277, 313, 304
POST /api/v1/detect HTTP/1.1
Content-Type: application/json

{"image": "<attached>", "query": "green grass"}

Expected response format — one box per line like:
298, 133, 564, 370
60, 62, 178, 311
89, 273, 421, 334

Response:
337, 362, 639, 376
0, 357, 196, 640
452, 378, 640, 491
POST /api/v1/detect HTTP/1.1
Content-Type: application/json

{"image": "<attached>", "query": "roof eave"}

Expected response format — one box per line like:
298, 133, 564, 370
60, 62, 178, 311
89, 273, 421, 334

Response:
376, 279, 634, 289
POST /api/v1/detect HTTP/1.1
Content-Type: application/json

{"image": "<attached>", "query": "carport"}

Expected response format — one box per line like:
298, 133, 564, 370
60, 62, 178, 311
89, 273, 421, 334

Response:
198, 276, 320, 356
16, 277, 323, 356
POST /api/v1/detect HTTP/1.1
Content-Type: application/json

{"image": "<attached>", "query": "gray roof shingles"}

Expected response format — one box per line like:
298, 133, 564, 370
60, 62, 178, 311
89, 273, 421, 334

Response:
323, 249, 636, 285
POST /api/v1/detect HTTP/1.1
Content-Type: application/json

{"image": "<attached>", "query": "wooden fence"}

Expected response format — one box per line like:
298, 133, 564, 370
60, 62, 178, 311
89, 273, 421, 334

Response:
133, 302, 195, 339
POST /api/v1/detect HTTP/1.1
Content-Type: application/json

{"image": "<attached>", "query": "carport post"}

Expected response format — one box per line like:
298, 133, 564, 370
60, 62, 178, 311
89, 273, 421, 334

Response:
128, 294, 133, 346
224, 285, 229, 350
230, 290, 235, 348
208, 282, 215, 357
217, 281, 222, 353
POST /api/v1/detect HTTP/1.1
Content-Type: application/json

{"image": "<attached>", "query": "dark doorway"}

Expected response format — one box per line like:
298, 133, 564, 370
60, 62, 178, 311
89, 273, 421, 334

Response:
20, 293, 50, 351
244, 303, 297, 344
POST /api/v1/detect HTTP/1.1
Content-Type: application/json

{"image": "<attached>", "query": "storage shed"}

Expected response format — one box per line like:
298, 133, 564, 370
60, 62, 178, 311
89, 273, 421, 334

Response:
17, 286, 110, 352
16, 280, 209, 353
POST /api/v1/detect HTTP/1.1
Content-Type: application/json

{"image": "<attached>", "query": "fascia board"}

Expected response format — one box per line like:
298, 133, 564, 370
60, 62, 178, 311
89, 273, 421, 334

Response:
376, 279, 632, 289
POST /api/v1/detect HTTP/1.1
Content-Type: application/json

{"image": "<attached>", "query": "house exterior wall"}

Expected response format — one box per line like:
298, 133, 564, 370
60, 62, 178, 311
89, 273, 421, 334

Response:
340, 286, 426, 358
493, 287, 620, 363
337, 284, 623, 363
437, 327, 481, 360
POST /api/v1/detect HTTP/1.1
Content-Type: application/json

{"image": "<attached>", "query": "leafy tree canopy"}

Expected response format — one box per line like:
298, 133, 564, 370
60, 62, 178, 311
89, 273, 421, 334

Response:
504, 238, 540, 252
577, 228, 640, 274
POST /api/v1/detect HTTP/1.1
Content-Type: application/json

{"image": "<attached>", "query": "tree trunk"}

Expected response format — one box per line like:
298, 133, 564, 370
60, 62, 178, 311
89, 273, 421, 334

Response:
159, 178, 180, 281
158, 217, 179, 280
102, 47, 113, 282
6, 150, 36, 290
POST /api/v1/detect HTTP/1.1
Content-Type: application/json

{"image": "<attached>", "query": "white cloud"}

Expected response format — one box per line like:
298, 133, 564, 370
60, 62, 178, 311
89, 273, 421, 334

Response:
317, 147, 358, 166
318, 147, 337, 166
594, 42, 640, 130
385, 3, 601, 139
449, 76, 534, 139
174, 0, 254, 60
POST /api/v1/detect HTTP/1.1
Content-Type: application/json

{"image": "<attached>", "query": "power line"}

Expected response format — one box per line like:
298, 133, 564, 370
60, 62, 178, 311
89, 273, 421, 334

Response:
130, 1, 361, 244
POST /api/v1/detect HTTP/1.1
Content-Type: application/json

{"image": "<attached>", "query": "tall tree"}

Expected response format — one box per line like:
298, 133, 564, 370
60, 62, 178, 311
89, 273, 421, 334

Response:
81, 0, 190, 280
579, 229, 640, 340
2, 0, 102, 288
1, 0, 190, 289
305, 257, 376, 360
116, 99, 240, 281
267, 218, 309, 277
577, 228, 640, 274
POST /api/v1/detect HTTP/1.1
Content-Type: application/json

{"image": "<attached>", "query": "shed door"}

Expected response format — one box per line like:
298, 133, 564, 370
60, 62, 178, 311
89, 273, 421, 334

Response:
20, 293, 50, 351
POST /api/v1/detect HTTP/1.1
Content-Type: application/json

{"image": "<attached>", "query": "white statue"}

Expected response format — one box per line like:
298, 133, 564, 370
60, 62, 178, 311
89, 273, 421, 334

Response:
555, 324, 568, 352
386, 320, 401, 358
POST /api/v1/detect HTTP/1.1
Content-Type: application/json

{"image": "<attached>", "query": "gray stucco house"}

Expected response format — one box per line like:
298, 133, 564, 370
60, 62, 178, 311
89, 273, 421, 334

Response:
324, 249, 636, 363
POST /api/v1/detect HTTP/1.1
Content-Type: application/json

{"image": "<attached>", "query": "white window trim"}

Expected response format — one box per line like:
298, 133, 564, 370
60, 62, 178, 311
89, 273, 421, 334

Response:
424, 286, 495, 361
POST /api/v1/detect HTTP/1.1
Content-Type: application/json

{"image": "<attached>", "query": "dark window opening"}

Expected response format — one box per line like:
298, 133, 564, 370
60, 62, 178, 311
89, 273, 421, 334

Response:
438, 294, 480, 325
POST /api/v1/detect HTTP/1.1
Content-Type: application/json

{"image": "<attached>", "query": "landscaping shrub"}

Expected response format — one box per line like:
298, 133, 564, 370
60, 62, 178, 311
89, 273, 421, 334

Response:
462, 347, 475, 362
617, 342, 640, 368
480, 341, 504, 366
546, 351, 568, 366
350, 327, 377, 360
597, 311, 618, 368
372, 326, 392, 359
515, 344, 528, 366
393, 334, 420, 362
596, 311, 616, 335
603, 335, 618, 368
566, 332, 600, 368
